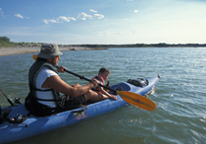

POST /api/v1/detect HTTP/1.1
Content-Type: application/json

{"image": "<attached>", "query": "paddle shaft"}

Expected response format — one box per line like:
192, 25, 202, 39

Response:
56, 66, 116, 93
0, 88, 14, 106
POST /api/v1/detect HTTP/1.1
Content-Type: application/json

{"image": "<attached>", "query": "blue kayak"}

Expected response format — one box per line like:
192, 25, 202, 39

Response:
0, 75, 160, 143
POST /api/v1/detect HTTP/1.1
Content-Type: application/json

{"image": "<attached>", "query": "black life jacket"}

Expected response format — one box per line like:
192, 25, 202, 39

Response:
25, 59, 63, 116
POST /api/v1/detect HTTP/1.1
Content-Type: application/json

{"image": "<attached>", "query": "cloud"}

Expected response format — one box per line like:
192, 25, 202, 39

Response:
43, 10, 104, 24
58, 16, 71, 22
58, 16, 77, 23
90, 9, 97, 13
68, 17, 77, 21
43, 19, 58, 24
43, 16, 77, 24
0, 8, 4, 17
134, 10, 138, 13
94, 14, 104, 19
15, 14, 24, 19
77, 12, 93, 20
77, 12, 105, 20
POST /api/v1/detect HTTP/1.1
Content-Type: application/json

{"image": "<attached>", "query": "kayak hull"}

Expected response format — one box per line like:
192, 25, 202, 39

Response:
0, 76, 160, 143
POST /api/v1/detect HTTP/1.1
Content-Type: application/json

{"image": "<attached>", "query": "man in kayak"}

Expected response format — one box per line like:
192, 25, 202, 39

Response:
25, 44, 116, 116
92, 68, 117, 100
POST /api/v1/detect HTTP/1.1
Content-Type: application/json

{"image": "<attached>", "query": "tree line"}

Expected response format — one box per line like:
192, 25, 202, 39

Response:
1, 36, 206, 48
74, 43, 206, 48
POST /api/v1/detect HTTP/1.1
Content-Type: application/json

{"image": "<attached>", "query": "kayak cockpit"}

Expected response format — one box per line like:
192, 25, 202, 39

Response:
111, 82, 131, 91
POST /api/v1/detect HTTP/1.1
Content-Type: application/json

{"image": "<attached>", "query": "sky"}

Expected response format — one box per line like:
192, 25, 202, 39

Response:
0, 0, 206, 44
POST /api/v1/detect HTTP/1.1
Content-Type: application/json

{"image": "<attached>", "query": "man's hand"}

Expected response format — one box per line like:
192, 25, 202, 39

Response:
57, 66, 66, 73
91, 78, 100, 87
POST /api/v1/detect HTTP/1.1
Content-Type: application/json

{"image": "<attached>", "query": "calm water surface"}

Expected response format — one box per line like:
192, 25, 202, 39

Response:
0, 48, 206, 144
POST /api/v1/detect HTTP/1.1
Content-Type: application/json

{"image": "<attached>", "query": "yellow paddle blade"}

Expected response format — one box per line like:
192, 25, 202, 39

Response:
33, 54, 37, 61
117, 91, 156, 111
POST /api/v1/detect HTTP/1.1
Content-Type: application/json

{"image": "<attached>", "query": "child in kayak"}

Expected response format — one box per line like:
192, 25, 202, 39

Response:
92, 68, 117, 100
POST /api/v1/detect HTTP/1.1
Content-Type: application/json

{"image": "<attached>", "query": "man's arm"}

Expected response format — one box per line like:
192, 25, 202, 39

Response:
42, 75, 98, 97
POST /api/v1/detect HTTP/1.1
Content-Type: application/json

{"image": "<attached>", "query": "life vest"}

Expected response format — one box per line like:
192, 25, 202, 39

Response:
92, 75, 105, 93
25, 59, 63, 116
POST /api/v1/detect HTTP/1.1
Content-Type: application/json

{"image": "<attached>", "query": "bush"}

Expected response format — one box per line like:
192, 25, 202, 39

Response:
0, 36, 10, 42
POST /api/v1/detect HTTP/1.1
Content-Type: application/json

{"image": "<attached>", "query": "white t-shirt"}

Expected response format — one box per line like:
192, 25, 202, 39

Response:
35, 67, 58, 108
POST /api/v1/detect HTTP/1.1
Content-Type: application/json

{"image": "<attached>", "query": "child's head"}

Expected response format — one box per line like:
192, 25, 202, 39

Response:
98, 67, 110, 81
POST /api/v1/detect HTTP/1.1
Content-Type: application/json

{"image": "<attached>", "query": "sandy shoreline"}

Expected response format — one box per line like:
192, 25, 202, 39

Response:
0, 46, 106, 56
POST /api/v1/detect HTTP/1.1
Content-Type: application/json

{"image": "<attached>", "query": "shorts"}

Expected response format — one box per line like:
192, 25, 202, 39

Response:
57, 95, 86, 112
66, 94, 86, 107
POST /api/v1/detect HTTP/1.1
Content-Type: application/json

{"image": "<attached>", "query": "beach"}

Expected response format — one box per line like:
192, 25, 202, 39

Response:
0, 46, 107, 56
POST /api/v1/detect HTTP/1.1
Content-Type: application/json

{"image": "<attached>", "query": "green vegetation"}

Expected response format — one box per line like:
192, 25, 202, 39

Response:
1, 36, 206, 48
0, 36, 15, 47
0, 36, 43, 48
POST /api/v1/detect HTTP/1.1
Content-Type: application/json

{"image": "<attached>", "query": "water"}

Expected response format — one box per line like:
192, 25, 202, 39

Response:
0, 48, 206, 144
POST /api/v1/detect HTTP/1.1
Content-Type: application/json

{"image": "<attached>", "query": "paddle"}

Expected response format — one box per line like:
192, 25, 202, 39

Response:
32, 54, 156, 111
0, 88, 14, 106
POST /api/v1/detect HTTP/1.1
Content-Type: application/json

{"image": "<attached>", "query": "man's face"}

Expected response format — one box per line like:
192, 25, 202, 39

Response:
50, 56, 60, 67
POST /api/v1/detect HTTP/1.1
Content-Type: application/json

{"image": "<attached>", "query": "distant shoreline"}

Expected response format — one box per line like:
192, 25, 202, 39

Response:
0, 44, 205, 57
0, 46, 107, 57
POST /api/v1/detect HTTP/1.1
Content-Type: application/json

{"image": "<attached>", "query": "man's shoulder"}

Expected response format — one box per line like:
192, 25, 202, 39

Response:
39, 67, 57, 76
